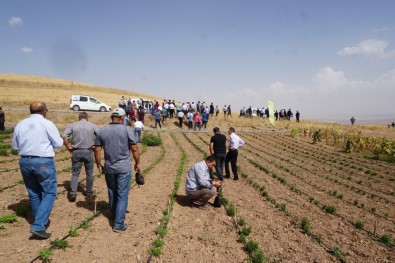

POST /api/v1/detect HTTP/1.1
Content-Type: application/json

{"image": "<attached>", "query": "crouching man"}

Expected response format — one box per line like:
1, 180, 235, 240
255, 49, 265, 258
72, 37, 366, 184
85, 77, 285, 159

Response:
185, 155, 221, 210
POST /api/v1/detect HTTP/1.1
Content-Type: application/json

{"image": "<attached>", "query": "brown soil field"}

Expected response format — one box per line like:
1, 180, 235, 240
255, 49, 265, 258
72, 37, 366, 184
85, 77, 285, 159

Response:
0, 75, 394, 262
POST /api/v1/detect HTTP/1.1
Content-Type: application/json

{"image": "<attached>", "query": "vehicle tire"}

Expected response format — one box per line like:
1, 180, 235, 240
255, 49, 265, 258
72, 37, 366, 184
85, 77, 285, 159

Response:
99, 106, 106, 112
72, 105, 80, 111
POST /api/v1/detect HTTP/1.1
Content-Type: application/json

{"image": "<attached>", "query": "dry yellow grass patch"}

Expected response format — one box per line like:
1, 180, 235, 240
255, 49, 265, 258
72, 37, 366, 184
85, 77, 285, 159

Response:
0, 73, 158, 110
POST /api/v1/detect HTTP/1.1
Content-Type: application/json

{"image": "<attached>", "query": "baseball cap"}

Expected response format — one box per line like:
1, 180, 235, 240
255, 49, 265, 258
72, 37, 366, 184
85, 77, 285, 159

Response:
112, 108, 126, 117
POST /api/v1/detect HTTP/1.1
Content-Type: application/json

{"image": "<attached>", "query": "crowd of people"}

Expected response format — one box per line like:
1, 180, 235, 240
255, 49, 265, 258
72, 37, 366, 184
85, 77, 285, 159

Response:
12, 102, 141, 238
9, 100, 246, 239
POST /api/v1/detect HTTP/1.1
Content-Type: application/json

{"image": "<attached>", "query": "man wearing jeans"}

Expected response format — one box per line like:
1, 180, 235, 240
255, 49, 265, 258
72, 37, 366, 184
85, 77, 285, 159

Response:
63, 112, 99, 202
209, 127, 227, 181
94, 108, 141, 232
12, 102, 63, 239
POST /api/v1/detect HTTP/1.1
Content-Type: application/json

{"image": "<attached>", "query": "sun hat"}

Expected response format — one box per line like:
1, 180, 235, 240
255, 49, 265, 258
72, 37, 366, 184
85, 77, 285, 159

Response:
112, 107, 126, 117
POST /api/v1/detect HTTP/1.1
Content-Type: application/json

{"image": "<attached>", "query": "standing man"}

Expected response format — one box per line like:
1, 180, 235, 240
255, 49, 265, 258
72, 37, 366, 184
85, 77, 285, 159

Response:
94, 108, 141, 232
154, 109, 162, 129
185, 155, 221, 210
295, 110, 300, 122
63, 111, 99, 202
225, 127, 244, 180
210, 127, 227, 181
0, 106, 5, 131
177, 110, 185, 128
12, 102, 63, 239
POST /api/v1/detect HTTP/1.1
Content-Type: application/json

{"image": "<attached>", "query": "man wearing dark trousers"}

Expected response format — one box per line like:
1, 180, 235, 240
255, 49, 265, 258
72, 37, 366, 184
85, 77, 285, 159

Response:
225, 127, 245, 180
210, 127, 227, 181
63, 111, 99, 202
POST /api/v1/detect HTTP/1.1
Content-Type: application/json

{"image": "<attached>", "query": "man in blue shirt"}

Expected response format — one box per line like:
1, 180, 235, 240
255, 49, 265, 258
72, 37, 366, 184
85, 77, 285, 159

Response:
12, 102, 63, 239
185, 155, 221, 210
94, 108, 141, 232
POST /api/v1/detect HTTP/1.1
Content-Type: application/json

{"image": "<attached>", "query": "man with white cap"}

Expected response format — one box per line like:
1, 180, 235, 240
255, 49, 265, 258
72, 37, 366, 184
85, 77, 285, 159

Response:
94, 108, 141, 232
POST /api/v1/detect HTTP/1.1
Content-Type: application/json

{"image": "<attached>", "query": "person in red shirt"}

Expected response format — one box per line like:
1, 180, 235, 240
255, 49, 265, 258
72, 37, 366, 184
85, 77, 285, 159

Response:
194, 112, 201, 131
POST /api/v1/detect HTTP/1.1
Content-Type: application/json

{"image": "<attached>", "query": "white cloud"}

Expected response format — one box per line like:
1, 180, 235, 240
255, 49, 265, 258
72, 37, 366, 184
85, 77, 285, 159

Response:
9, 17, 23, 27
311, 66, 348, 91
21, 47, 33, 53
337, 39, 395, 58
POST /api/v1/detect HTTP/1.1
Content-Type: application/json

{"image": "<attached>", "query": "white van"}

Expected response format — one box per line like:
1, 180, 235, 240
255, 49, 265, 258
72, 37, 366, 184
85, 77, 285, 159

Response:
69, 95, 112, 112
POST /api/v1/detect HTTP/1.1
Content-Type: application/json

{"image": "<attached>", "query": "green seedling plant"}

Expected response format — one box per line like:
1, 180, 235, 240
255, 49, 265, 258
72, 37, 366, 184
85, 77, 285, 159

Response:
0, 213, 17, 224
149, 238, 164, 256
237, 217, 246, 226
51, 239, 69, 250
380, 234, 393, 248
354, 220, 364, 230
241, 226, 252, 236
69, 225, 79, 237
226, 204, 236, 217
301, 217, 311, 234
323, 205, 337, 215
155, 222, 167, 238
39, 248, 53, 262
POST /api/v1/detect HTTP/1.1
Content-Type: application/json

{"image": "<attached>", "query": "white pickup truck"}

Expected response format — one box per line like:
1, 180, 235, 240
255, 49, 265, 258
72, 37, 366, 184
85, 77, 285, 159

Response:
69, 95, 112, 112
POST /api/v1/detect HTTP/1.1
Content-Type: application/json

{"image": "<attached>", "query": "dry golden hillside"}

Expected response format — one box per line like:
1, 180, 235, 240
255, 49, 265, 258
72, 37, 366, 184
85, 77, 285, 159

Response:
1, 73, 394, 139
0, 73, 158, 110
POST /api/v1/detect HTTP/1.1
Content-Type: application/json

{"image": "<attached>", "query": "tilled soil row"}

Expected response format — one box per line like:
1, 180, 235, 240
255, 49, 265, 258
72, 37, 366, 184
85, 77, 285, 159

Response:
274, 133, 395, 182
156, 133, 247, 263
244, 140, 395, 237
0, 141, 162, 262
49, 133, 177, 263
244, 133, 395, 222
231, 136, 394, 262
187, 133, 336, 262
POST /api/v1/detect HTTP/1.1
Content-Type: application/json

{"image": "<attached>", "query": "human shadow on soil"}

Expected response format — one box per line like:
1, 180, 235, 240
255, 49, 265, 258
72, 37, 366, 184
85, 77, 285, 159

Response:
8, 199, 34, 224
175, 194, 192, 207
76, 199, 114, 227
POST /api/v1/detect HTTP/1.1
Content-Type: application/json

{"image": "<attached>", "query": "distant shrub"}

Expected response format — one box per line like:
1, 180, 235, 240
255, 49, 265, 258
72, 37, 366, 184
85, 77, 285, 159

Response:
380, 234, 393, 247
142, 134, 162, 146
301, 217, 311, 234
354, 220, 364, 230
323, 205, 336, 215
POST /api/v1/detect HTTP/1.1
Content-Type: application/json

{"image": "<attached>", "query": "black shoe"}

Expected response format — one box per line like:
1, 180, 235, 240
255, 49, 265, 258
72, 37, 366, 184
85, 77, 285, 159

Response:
224, 175, 230, 179
69, 194, 76, 202
85, 191, 95, 197
233, 177, 239, 180
30, 230, 51, 239
112, 223, 128, 233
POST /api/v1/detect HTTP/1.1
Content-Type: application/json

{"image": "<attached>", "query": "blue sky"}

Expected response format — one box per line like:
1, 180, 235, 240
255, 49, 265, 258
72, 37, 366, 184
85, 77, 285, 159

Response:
1, 0, 394, 120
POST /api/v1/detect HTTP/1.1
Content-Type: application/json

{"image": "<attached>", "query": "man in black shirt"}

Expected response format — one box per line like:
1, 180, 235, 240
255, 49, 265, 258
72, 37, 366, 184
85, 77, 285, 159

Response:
210, 127, 227, 181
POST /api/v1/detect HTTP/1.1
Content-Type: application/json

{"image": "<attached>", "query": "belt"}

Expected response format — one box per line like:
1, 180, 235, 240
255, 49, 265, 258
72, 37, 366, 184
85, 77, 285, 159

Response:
230, 148, 238, 151
73, 148, 93, 150
21, 156, 53, 159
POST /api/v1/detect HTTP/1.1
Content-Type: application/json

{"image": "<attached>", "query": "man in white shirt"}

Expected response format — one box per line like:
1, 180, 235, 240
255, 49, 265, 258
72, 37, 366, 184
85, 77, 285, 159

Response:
225, 127, 244, 180
12, 102, 63, 239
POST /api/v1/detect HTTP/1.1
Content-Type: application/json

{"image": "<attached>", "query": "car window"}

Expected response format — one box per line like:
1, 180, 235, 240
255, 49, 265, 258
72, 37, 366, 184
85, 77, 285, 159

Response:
90, 98, 99, 103
80, 96, 88, 102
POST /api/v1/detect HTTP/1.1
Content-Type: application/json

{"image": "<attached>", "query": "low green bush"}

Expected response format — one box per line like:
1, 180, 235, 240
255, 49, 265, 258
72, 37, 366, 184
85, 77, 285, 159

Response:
142, 134, 162, 146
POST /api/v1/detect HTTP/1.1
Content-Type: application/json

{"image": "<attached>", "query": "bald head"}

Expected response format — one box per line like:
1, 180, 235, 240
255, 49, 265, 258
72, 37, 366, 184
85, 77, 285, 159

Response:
30, 102, 47, 115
